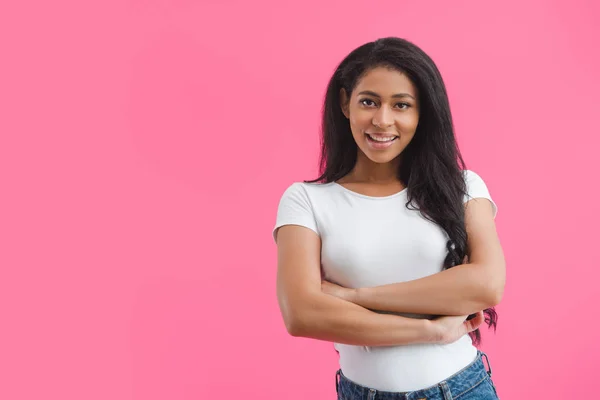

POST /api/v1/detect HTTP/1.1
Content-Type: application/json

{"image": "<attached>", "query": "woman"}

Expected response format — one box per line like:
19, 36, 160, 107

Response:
273, 37, 505, 400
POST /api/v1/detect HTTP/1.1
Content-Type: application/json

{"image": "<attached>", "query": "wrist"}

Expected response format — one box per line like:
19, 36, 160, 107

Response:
421, 319, 440, 344
351, 287, 365, 305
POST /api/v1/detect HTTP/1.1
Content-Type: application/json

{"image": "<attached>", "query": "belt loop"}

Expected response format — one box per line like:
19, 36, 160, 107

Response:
367, 388, 377, 400
481, 352, 492, 377
336, 370, 341, 394
439, 381, 453, 400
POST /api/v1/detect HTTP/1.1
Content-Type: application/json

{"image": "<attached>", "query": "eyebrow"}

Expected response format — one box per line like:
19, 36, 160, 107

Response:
357, 90, 416, 100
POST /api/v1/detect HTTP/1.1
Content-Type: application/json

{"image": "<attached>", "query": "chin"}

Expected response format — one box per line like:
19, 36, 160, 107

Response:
365, 152, 401, 164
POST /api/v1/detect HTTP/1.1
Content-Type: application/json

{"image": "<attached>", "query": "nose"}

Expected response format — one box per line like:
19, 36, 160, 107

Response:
372, 106, 394, 128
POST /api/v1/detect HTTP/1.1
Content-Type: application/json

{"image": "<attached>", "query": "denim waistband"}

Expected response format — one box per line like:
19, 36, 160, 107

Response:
336, 351, 493, 400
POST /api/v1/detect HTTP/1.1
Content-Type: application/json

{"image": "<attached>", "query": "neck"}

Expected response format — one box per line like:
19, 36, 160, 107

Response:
347, 152, 401, 184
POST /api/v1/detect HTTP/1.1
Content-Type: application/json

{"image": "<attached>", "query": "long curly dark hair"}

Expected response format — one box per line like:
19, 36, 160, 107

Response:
305, 37, 496, 345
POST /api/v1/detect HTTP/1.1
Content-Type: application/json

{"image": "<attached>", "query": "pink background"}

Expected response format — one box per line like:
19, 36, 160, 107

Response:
1, 1, 598, 399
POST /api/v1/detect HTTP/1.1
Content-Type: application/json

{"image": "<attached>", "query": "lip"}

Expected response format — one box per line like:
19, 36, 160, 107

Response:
365, 133, 398, 150
365, 132, 399, 138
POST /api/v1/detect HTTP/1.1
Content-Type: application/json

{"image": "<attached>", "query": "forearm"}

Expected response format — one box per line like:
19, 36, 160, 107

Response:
286, 292, 433, 346
354, 263, 502, 316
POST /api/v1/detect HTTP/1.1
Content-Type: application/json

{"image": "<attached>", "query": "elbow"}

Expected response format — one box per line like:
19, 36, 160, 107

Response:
483, 274, 505, 309
279, 290, 324, 337
280, 303, 312, 337
490, 282, 505, 307
283, 313, 306, 337
483, 288, 502, 309
471, 261, 505, 309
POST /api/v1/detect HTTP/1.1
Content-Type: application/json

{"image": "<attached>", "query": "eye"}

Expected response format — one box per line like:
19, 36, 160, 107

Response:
359, 99, 377, 107
396, 103, 411, 109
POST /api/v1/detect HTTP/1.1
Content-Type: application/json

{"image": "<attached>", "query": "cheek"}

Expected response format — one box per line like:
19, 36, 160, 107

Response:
349, 118, 370, 138
398, 113, 419, 132
350, 113, 370, 128
349, 106, 373, 124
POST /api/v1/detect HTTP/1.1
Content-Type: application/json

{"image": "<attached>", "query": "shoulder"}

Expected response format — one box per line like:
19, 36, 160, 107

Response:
278, 181, 335, 203
461, 169, 498, 218
462, 169, 484, 183
274, 181, 331, 242
275, 180, 336, 219
462, 169, 491, 191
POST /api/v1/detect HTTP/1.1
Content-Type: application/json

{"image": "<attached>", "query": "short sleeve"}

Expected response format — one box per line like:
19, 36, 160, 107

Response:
463, 170, 498, 219
273, 183, 320, 243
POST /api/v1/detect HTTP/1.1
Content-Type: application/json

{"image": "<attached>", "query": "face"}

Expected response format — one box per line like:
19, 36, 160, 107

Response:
341, 67, 420, 165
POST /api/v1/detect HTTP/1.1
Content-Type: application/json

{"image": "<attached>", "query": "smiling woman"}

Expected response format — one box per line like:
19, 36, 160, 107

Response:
273, 37, 504, 400
341, 71, 419, 159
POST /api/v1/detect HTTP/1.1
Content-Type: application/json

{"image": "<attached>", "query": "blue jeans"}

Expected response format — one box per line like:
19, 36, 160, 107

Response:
336, 351, 499, 400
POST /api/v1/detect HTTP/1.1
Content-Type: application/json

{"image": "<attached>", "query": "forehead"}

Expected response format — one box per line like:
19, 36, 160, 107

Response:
354, 67, 418, 97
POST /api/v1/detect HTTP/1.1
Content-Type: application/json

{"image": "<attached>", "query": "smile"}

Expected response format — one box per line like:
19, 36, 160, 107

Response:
366, 134, 397, 142
365, 133, 398, 149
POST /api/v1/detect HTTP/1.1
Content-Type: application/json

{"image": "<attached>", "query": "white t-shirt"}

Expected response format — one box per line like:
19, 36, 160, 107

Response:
273, 170, 497, 392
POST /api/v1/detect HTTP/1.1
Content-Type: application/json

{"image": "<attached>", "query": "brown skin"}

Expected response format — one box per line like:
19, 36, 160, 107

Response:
276, 67, 489, 346
337, 66, 420, 194
276, 224, 484, 346
323, 67, 506, 317
321, 196, 505, 316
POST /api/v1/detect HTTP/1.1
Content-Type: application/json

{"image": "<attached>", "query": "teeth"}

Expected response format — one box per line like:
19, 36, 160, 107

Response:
368, 135, 396, 142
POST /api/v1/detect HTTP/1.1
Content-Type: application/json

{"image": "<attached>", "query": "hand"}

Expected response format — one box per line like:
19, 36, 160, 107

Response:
321, 280, 357, 303
428, 311, 484, 344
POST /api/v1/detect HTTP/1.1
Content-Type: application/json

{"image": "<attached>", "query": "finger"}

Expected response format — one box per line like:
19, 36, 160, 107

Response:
464, 311, 484, 332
